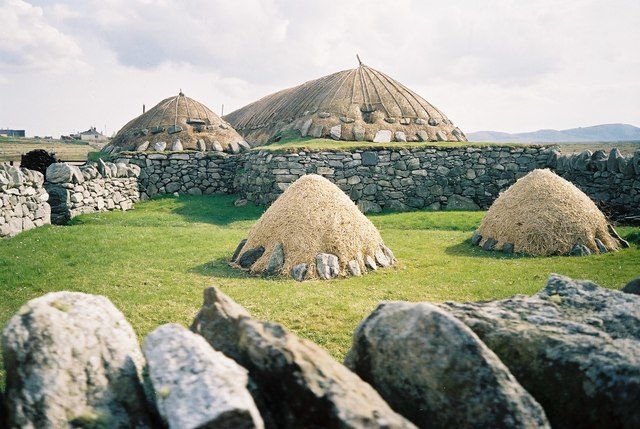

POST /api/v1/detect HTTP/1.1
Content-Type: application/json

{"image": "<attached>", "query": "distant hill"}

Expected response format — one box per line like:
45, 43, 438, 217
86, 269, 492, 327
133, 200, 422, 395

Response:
467, 124, 640, 143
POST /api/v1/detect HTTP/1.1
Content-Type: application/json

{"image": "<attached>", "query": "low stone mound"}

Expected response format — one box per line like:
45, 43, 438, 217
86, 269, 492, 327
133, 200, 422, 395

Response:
143, 323, 264, 429
440, 274, 640, 429
231, 174, 396, 280
345, 301, 550, 429
191, 286, 416, 428
472, 168, 625, 256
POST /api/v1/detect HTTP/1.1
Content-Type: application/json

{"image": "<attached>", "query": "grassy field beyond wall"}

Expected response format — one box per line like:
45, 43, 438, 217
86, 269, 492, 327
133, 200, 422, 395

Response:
0, 136, 101, 163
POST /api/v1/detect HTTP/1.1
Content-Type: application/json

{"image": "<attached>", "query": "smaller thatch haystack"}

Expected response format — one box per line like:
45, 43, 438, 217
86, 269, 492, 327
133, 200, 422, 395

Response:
472, 169, 627, 256
230, 174, 396, 280
103, 91, 249, 155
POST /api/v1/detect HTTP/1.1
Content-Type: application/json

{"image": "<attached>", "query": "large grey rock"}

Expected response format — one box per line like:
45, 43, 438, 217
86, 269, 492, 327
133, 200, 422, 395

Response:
45, 163, 76, 184
2, 292, 154, 428
329, 124, 341, 140
136, 141, 150, 151
373, 130, 392, 143
352, 125, 365, 141
170, 139, 183, 151
315, 253, 339, 279
446, 194, 480, 210
143, 324, 264, 429
346, 301, 550, 429
264, 243, 284, 276
190, 287, 251, 362
394, 131, 407, 142
192, 287, 416, 429
238, 246, 265, 268
299, 119, 313, 137
290, 263, 308, 281
361, 151, 379, 166
608, 148, 623, 172
231, 239, 248, 262
153, 141, 167, 151
440, 274, 640, 429
622, 277, 640, 295
632, 149, 640, 174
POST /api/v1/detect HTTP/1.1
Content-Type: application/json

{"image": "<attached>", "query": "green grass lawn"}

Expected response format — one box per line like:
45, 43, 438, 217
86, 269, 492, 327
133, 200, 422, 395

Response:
1, 195, 639, 388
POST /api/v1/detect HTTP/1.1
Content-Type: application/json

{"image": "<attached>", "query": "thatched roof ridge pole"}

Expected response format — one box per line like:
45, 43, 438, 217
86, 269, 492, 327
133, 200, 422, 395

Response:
378, 69, 448, 121
373, 68, 426, 119
366, 66, 414, 117
321, 69, 355, 115
358, 67, 374, 111
254, 87, 299, 127
297, 71, 345, 116
362, 66, 392, 117
185, 95, 192, 119
350, 68, 358, 104
174, 94, 180, 127
142, 97, 171, 130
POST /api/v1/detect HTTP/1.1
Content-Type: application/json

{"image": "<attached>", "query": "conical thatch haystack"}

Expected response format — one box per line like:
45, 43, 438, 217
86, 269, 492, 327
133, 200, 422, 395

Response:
230, 174, 396, 280
224, 58, 466, 145
472, 169, 627, 256
103, 92, 248, 154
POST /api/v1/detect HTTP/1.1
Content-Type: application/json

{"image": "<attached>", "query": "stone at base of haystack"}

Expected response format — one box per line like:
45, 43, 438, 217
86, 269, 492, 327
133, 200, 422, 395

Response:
231, 238, 396, 281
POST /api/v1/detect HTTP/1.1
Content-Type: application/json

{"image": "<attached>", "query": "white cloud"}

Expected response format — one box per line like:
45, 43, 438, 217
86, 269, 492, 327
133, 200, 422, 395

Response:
0, 0, 639, 137
0, 0, 87, 73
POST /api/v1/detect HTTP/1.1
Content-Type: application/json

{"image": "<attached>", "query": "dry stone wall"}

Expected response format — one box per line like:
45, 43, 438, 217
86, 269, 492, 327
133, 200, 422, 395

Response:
234, 146, 554, 212
550, 148, 640, 219
0, 164, 50, 238
112, 146, 640, 221
45, 161, 140, 224
115, 151, 237, 199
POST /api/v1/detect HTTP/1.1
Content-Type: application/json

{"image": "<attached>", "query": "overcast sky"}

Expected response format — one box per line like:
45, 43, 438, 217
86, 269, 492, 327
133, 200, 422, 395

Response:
1, 0, 639, 138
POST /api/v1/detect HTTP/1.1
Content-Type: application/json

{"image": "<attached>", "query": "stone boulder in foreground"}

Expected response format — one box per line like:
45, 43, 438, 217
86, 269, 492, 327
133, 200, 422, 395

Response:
440, 274, 640, 429
2, 292, 154, 428
345, 301, 550, 429
191, 286, 416, 429
143, 323, 264, 429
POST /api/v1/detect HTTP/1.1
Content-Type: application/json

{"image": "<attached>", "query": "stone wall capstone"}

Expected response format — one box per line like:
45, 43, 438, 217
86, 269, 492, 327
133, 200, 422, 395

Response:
45, 161, 140, 224
0, 164, 50, 238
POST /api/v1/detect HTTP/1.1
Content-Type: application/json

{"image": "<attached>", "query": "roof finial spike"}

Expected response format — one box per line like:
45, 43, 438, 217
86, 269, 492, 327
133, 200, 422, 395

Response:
356, 54, 363, 66
179, 88, 184, 96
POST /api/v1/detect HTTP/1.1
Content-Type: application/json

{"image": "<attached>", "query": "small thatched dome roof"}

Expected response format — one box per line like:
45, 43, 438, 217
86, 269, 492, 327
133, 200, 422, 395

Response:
224, 59, 466, 145
473, 169, 624, 256
104, 92, 247, 154
230, 174, 396, 281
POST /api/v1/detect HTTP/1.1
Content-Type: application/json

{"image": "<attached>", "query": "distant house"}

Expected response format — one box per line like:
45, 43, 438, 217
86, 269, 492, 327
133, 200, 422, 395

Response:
0, 129, 26, 138
71, 127, 108, 142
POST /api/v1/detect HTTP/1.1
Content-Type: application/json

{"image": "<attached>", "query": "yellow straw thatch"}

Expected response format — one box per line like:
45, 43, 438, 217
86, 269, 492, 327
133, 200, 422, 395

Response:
233, 174, 394, 279
476, 169, 620, 256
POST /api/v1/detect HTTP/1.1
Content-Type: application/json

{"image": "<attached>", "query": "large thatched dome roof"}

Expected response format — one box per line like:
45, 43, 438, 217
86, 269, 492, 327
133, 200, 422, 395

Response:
224, 59, 466, 145
103, 92, 248, 154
